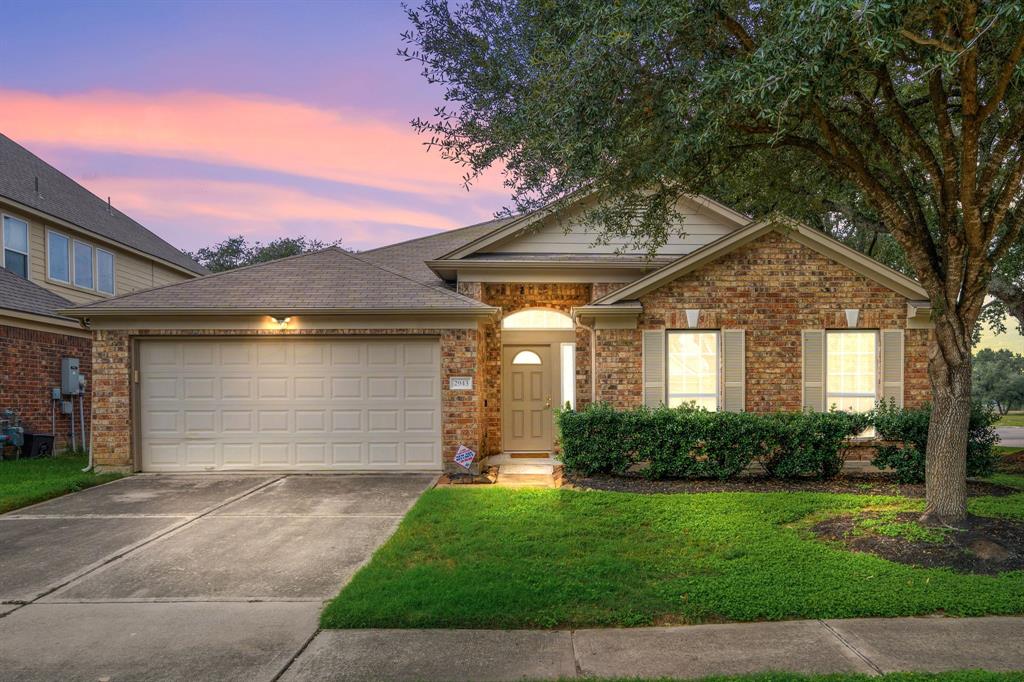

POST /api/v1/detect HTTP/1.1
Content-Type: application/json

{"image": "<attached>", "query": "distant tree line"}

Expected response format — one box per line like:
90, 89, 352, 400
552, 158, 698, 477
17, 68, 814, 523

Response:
187, 235, 343, 273
973, 349, 1024, 415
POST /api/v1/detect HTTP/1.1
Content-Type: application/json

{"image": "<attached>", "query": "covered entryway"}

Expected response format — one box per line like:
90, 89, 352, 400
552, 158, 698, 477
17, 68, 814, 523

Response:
500, 309, 576, 455
137, 337, 441, 472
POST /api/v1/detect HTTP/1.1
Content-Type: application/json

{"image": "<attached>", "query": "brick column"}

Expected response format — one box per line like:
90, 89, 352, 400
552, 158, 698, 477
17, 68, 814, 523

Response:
91, 330, 133, 471
593, 328, 642, 408
440, 327, 486, 472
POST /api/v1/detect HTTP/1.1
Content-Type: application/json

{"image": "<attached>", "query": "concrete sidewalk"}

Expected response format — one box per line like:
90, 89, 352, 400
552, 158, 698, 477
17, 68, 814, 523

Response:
281, 617, 1024, 681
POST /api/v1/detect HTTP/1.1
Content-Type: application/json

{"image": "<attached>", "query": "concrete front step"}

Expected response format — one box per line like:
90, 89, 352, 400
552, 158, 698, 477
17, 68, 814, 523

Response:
498, 463, 555, 475
495, 473, 556, 488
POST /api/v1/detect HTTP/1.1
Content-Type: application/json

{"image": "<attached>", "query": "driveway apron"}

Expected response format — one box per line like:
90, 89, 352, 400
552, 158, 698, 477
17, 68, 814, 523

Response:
0, 473, 434, 682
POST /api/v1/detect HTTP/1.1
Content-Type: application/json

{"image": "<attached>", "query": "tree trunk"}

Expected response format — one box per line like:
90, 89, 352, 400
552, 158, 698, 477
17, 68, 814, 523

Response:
922, 317, 974, 525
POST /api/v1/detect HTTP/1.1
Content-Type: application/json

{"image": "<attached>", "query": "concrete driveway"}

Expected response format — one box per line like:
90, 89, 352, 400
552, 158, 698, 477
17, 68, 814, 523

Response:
0, 473, 434, 681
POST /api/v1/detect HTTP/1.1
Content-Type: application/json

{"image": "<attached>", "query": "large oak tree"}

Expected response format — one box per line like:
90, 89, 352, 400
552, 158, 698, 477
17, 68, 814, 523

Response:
402, 0, 1024, 521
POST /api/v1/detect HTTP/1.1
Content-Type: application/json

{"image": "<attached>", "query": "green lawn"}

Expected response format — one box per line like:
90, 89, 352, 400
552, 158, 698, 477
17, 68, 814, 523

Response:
996, 414, 1024, 427
322, 481, 1024, 630
0, 454, 124, 513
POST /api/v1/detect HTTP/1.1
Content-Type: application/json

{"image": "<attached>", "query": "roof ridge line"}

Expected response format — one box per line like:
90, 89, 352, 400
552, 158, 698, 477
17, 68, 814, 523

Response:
0, 134, 205, 274
358, 215, 515, 255
336, 247, 488, 306
70, 247, 341, 310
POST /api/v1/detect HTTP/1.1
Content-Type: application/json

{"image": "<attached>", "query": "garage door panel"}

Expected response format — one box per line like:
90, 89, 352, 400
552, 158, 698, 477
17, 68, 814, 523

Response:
367, 377, 399, 399
140, 343, 178, 367
404, 376, 437, 399
222, 443, 257, 468
256, 376, 289, 400
144, 377, 179, 400
331, 377, 363, 399
182, 343, 216, 366
294, 376, 327, 399
139, 339, 441, 472
257, 342, 289, 366
294, 410, 327, 432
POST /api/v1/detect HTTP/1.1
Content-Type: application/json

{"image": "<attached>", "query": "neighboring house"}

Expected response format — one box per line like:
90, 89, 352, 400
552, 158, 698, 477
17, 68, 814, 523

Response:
0, 133, 206, 449
62, 193, 933, 473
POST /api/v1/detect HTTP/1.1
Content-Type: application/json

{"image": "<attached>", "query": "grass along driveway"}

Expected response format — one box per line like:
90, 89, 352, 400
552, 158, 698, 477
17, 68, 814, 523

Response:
0, 454, 123, 513
321, 484, 1024, 630
996, 414, 1024, 427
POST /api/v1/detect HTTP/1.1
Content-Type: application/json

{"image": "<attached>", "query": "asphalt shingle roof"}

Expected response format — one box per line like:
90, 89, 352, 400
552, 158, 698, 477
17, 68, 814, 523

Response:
0, 266, 74, 320
359, 217, 516, 285
0, 134, 206, 275
67, 247, 493, 313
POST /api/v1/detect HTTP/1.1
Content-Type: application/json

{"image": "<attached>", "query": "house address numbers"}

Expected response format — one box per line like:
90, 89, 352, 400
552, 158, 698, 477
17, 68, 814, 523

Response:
449, 376, 473, 390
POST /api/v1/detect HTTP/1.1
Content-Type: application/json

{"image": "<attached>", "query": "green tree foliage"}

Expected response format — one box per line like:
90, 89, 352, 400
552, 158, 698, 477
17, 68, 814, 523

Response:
972, 348, 1024, 414
402, 1, 1024, 521
187, 235, 343, 272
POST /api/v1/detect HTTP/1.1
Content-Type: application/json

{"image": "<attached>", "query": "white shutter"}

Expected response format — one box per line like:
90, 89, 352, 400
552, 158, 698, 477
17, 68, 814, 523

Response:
642, 330, 665, 408
802, 330, 825, 411
721, 329, 745, 412
881, 329, 904, 407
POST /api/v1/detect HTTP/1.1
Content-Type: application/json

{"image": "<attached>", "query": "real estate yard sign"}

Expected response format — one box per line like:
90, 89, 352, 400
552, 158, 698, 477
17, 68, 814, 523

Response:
454, 445, 476, 469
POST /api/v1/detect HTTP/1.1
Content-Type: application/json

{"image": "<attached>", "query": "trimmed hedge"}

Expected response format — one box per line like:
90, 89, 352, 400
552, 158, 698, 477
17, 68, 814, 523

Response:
871, 400, 1000, 483
557, 401, 1000, 482
557, 404, 869, 480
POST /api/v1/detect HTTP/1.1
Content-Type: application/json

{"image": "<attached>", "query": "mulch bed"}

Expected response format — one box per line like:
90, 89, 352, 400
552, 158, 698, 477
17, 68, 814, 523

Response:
566, 471, 1018, 498
814, 512, 1024, 574
1001, 449, 1024, 474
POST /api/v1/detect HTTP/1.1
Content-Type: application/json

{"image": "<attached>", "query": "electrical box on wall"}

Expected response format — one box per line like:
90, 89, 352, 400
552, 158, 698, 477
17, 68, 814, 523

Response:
61, 357, 81, 395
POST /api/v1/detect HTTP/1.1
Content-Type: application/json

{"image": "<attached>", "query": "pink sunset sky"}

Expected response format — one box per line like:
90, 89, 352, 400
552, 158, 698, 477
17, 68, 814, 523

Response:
0, 1, 510, 252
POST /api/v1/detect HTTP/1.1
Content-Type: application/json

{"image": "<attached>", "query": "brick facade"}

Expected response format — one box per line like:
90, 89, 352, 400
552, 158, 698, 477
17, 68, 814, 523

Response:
458, 282, 593, 455
0, 324, 92, 452
89, 327, 484, 472
596, 230, 931, 412
87, 230, 933, 470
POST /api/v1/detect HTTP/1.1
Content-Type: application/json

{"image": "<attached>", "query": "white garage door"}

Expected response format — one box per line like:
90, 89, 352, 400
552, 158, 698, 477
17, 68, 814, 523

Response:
138, 338, 441, 472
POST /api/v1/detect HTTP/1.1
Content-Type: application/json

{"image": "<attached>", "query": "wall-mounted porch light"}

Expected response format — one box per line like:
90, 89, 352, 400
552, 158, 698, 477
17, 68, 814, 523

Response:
271, 315, 292, 329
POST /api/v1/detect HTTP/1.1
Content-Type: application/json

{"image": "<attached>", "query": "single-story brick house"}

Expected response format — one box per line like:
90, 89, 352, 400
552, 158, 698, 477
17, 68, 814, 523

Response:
0, 134, 205, 452
61, 194, 933, 473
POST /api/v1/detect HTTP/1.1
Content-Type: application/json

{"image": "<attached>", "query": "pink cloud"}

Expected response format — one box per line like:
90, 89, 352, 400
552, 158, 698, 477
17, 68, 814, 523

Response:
0, 89, 505, 198
79, 176, 458, 250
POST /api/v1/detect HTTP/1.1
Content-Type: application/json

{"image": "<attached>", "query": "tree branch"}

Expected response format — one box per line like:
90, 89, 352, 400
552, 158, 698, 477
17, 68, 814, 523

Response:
978, 30, 1024, 122
899, 28, 958, 52
716, 12, 755, 52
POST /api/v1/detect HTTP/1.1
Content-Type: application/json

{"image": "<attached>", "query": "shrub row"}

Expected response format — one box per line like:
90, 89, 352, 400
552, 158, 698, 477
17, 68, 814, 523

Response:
871, 400, 1000, 483
556, 401, 999, 481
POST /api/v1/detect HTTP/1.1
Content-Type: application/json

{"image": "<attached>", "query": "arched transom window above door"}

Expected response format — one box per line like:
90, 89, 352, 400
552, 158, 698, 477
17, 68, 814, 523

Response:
502, 308, 573, 330
511, 350, 543, 365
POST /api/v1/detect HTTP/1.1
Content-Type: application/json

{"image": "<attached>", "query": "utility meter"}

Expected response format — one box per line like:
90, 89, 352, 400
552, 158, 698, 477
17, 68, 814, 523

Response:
61, 357, 81, 395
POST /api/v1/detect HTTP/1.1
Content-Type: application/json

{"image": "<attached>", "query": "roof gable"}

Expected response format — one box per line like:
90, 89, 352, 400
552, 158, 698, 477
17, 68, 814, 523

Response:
63, 247, 494, 315
437, 193, 750, 262
593, 217, 929, 304
0, 134, 206, 276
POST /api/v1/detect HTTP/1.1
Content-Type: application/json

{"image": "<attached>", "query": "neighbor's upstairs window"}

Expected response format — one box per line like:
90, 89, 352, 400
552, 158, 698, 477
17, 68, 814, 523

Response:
96, 249, 115, 294
826, 330, 878, 412
73, 241, 94, 289
2, 215, 29, 278
48, 231, 70, 283
667, 331, 719, 411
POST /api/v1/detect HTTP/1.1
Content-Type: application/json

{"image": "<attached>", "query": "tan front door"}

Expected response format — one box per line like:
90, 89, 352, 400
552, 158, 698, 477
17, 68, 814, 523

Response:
503, 345, 553, 452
